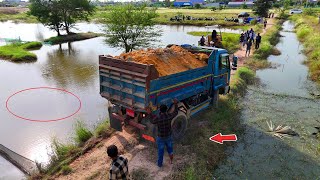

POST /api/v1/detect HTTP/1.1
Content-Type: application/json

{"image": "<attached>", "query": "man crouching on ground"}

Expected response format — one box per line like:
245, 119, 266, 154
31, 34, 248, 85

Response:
148, 98, 179, 168
107, 145, 129, 180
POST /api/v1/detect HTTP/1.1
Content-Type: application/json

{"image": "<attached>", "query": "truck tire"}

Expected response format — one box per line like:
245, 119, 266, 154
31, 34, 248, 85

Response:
171, 112, 188, 141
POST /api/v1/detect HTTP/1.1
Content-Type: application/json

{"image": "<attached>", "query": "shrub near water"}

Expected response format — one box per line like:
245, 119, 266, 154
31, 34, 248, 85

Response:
290, 15, 320, 82
74, 121, 93, 145
0, 41, 42, 61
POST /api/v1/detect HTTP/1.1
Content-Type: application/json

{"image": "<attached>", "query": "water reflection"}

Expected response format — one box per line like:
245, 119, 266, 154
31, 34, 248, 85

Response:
40, 43, 97, 89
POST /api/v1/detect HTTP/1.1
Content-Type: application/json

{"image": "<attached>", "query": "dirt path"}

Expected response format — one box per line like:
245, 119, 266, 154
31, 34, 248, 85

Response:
231, 18, 276, 76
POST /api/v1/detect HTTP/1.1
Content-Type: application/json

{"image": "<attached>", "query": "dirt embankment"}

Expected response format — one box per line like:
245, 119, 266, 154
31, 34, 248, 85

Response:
116, 45, 208, 76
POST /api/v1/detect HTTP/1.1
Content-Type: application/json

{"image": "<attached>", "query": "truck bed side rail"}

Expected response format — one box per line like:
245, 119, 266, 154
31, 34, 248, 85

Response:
99, 55, 159, 110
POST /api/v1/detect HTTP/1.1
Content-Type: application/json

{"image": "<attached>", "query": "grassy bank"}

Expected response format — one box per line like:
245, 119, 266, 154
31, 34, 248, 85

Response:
0, 7, 37, 23
245, 19, 283, 70
44, 32, 102, 45
166, 67, 255, 179
0, 41, 42, 62
187, 32, 240, 53
289, 14, 320, 82
31, 120, 114, 179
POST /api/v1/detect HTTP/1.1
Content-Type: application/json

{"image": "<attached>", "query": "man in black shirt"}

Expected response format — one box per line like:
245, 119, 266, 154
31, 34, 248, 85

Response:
149, 99, 179, 167
255, 33, 262, 49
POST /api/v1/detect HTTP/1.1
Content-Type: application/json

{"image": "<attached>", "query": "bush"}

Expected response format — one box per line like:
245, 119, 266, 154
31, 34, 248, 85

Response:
211, 7, 216, 11
74, 121, 93, 145
195, 4, 201, 9
250, 19, 257, 25
304, 8, 317, 16
94, 120, 114, 138
61, 165, 72, 175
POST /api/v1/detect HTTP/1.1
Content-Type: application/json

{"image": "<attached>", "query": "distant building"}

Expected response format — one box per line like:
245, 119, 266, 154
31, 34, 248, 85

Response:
173, 0, 205, 7
203, 2, 220, 7
3, 0, 22, 2
228, 1, 254, 7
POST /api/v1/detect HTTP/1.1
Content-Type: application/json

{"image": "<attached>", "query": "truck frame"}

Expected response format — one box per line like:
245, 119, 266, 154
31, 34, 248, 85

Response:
99, 45, 237, 142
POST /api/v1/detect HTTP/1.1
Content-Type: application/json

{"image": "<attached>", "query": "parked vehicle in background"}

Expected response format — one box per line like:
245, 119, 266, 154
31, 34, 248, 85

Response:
289, 9, 303, 14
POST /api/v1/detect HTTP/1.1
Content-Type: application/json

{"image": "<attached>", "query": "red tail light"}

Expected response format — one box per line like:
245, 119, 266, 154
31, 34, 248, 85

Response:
142, 134, 155, 142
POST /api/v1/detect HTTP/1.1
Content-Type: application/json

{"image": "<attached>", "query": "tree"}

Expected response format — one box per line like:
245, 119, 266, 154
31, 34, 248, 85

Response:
241, 3, 248, 9
58, 0, 95, 34
29, 0, 63, 36
29, 0, 94, 36
104, 4, 161, 53
253, 0, 274, 17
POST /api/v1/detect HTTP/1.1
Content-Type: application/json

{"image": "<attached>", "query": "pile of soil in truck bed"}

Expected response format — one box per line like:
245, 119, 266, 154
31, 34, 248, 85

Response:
115, 45, 208, 76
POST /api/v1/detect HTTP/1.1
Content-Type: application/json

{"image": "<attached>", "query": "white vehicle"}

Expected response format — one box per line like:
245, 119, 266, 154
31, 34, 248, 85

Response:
289, 9, 303, 14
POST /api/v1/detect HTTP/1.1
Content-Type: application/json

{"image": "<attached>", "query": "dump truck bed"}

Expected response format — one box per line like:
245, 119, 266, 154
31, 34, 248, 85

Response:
99, 48, 216, 112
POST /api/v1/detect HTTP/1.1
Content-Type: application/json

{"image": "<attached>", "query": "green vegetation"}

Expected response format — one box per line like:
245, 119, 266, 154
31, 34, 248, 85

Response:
187, 32, 240, 53
153, 8, 253, 27
29, 0, 95, 36
31, 120, 114, 179
74, 121, 93, 145
61, 165, 72, 175
104, 4, 160, 52
0, 41, 42, 62
94, 119, 114, 138
168, 67, 255, 179
44, 32, 101, 45
253, 0, 273, 17
290, 15, 320, 82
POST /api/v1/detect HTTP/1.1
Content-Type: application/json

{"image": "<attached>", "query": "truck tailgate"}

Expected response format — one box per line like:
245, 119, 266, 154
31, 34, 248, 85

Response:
99, 55, 159, 110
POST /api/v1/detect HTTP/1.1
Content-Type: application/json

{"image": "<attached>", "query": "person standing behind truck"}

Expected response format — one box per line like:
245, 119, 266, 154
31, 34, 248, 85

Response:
264, 19, 267, 29
148, 99, 179, 168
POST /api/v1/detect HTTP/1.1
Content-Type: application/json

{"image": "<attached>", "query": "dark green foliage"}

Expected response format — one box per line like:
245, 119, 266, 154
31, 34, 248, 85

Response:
29, 0, 94, 36
104, 4, 161, 52
253, 0, 274, 17
195, 4, 201, 9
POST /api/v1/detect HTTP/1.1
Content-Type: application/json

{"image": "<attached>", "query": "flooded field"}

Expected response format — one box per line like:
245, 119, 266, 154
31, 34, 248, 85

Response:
0, 21, 240, 178
213, 21, 320, 179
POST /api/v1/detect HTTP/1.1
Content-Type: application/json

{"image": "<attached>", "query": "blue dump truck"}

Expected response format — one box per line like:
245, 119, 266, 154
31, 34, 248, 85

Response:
99, 45, 237, 142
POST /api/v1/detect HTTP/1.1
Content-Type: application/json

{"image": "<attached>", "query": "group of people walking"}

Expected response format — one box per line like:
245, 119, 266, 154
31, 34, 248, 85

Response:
240, 28, 262, 57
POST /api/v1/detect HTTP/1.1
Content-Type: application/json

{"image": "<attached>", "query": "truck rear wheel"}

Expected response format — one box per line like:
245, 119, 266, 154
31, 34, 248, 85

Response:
171, 112, 188, 141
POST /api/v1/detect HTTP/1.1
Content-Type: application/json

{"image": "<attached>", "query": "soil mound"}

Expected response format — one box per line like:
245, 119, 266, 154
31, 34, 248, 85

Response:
115, 46, 208, 76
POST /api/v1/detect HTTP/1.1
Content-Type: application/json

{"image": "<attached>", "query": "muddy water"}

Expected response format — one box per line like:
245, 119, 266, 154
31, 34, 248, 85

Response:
0, 21, 240, 177
213, 21, 320, 179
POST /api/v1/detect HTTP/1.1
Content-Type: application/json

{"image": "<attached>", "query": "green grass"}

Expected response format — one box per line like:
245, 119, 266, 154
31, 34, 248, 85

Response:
44, 32, 101, 45
94, 119, 114, 138
168, 67, 255, 179
0, 41, 42, 62
74, 121, 93, 146
187, 32, 240, 53
0, 12, 37, 23
290, 14, 320, 82
60, 165, 72, 175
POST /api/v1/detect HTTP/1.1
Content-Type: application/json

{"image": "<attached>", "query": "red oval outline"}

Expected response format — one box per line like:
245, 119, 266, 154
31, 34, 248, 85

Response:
5, 87, 82, 122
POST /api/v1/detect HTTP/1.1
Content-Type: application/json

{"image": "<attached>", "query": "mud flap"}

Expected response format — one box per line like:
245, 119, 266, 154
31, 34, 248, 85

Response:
110, 114, 123, 131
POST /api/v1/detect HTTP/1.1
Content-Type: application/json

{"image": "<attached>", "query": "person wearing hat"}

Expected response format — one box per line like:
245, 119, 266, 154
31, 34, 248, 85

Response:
107, 145, 129, 180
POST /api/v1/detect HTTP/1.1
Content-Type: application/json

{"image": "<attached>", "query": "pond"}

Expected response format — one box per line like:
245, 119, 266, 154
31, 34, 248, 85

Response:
0, 21, 241, 178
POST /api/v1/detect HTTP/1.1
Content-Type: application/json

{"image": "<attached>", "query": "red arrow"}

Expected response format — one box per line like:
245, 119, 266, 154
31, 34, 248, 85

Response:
209, 133, 237, 144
